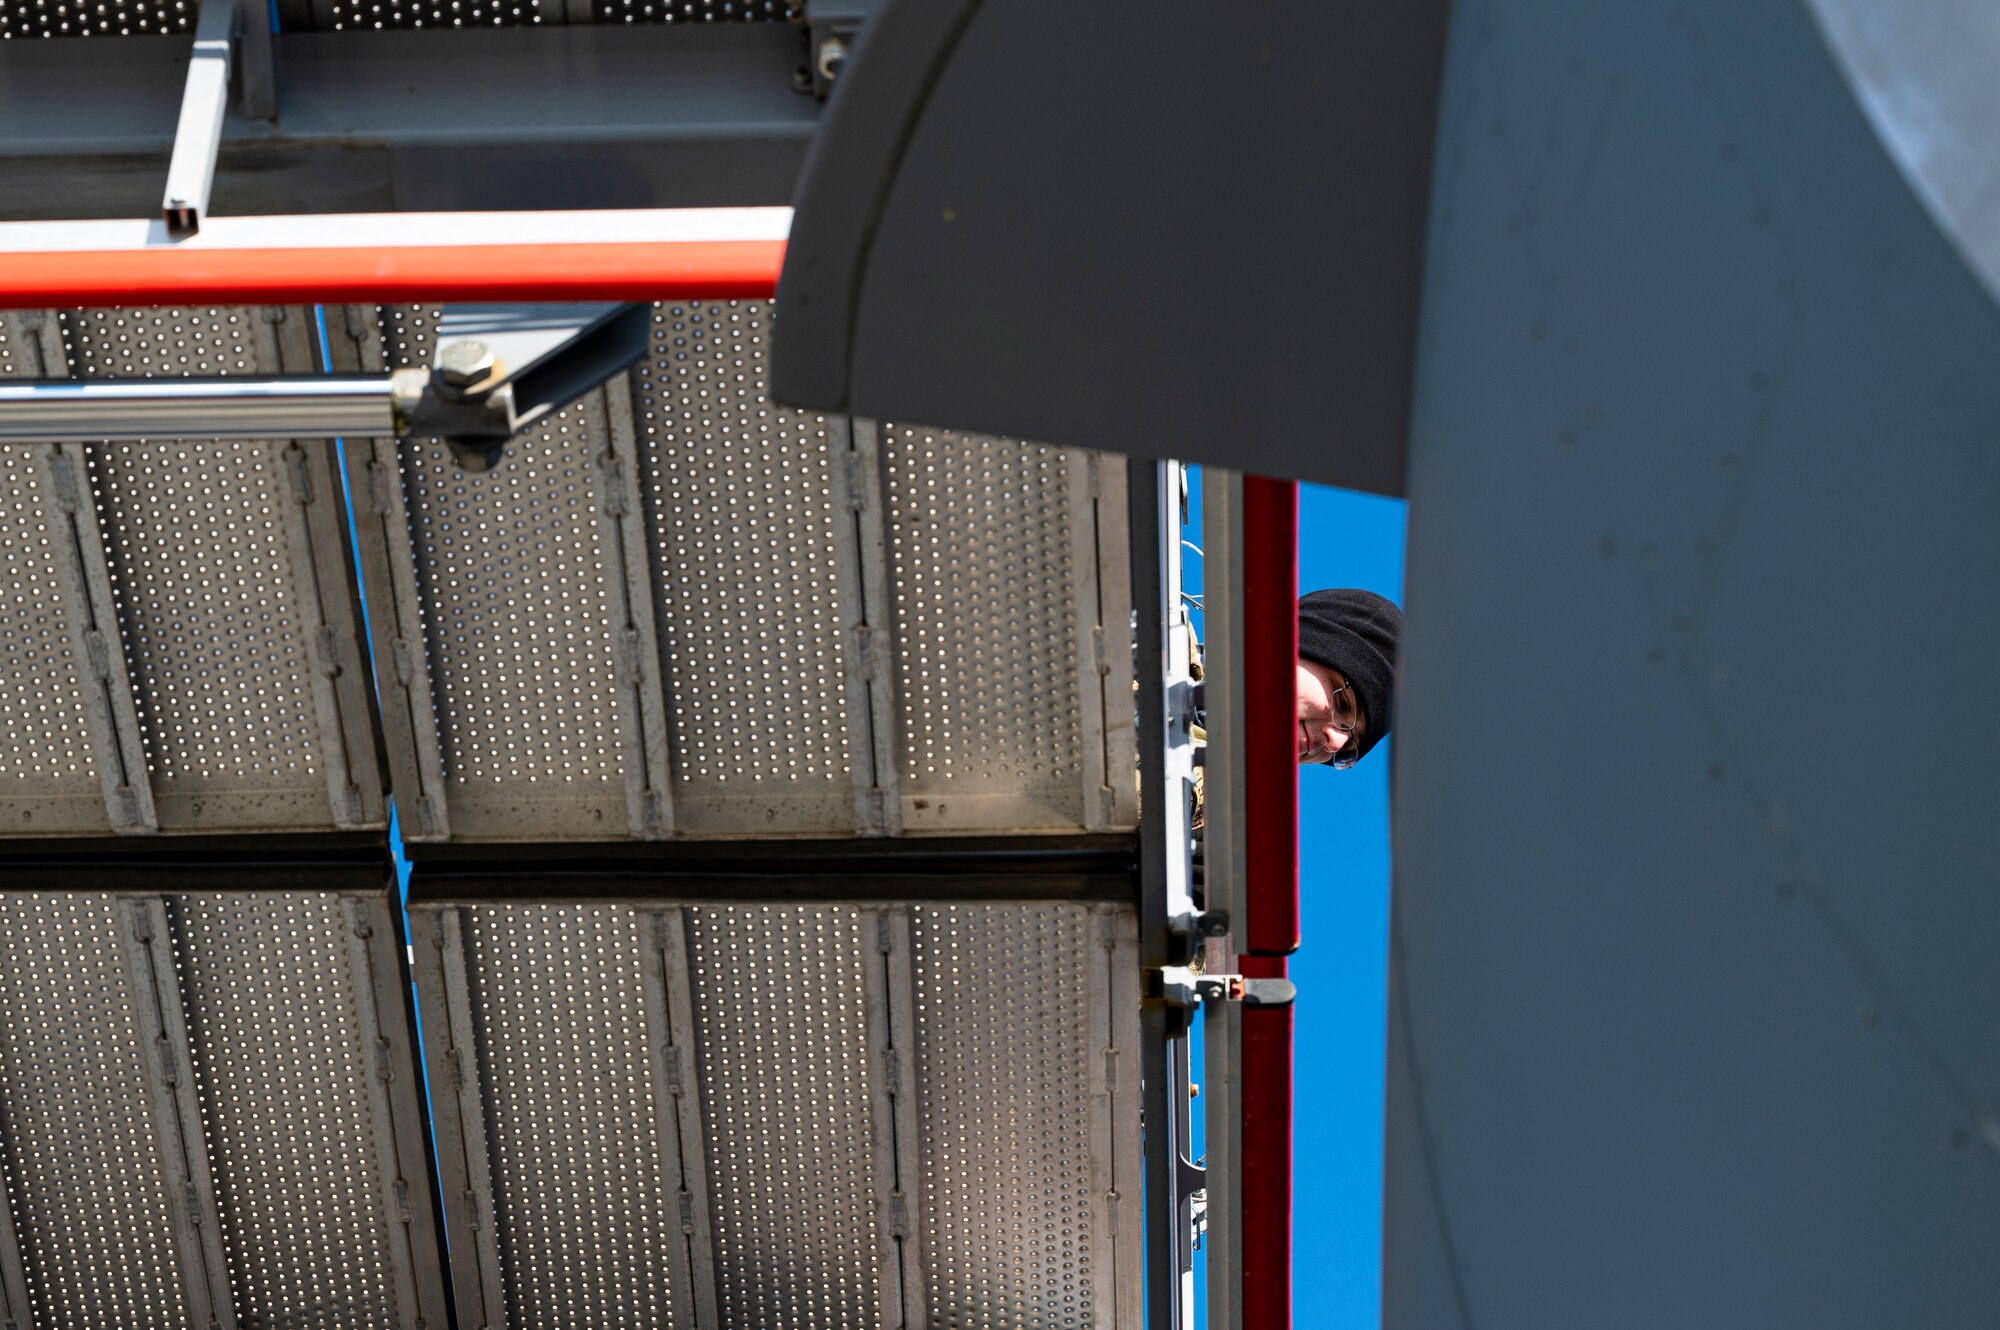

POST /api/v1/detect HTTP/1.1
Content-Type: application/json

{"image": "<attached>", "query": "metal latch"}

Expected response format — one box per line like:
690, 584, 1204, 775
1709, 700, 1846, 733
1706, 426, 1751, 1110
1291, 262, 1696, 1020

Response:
1152, 965, 1296, 1010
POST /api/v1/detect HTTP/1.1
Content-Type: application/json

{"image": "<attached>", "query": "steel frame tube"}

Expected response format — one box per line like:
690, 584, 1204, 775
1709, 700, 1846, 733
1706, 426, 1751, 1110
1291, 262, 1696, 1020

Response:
0, 377, 394, 442
162, 0, 237, 237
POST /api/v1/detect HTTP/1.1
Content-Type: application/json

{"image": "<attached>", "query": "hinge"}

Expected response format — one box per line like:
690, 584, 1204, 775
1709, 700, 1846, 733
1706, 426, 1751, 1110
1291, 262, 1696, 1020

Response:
1092, 624, 1109, 675
887, 1191, 909, 1237
365, 459, 394, 516
850, 624, 885, 679
664, 1045, 685, 1097
638, 787, 665, 839
344, 305, 371, 340
677, 1188, 695, 1235
184, 1187, 203, 1225
375, 1036, 393, 1082
116, 784, 144, 827
880, 1046, 901, 1087
316, 625, 343, 678
463, 1188, 481, 1230
390, 636, 415, 686
1104, 1190, 1120, 1235
842, 450, 869, 512
394, 1177, 413, 1223
260, 306, 288, 325
284, 445, 314, 506
411, 793, 440, 840
600, 460, 629, 516
84, 628, 112, 681
49, 450, 80, 513
615, 627, 644, 684
876, 912, 895, 955
860, 786, 888, 833
1086, 452, 1102, 499
125, 900, 154, 941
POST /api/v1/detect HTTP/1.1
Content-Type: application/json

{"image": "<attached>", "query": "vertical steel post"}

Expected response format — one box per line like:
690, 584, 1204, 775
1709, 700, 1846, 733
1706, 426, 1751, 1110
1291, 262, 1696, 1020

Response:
162, 0, 237, 236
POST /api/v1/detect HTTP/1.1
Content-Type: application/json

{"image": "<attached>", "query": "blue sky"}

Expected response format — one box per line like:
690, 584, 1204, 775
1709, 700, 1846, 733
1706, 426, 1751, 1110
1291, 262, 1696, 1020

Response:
1185, 474, 1408, 1330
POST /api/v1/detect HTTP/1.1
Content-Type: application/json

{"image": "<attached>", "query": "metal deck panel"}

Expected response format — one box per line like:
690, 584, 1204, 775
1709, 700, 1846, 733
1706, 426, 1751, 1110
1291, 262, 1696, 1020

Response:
378, 303, 633, 840
347, 300, 1135, 843
882, 425, 1097, 833
0, 894, 188, 1330
0, 884, 444, 1328
0, 328, 104, 836
631, 302, 858, 836
411, 896, 1141, 1330
909, 903, 1142, 1330
0, 305, 381, 836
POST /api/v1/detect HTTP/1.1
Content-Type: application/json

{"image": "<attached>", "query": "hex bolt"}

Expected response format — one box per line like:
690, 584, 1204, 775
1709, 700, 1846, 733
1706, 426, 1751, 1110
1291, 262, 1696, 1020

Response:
817, 37, 848, 83
436, 340, 496, 394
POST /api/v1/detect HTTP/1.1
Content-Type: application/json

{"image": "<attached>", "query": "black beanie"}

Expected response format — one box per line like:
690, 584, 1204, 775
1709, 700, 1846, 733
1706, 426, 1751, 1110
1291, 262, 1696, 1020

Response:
1297, 589, 1402, 762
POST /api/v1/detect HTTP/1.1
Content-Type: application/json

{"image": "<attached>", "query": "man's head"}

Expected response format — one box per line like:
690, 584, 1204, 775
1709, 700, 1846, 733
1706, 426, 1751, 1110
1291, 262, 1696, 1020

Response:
1296, 589, 1402, 767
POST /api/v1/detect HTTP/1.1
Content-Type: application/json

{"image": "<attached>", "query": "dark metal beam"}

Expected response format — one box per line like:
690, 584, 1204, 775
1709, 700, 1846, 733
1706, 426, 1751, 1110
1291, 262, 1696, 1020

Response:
0, 24, 816, 219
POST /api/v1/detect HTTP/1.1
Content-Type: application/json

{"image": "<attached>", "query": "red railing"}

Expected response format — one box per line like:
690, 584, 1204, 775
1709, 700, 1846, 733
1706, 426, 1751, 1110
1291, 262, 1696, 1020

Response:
0, 211, 786, 308
1241, 473, 1298, 1330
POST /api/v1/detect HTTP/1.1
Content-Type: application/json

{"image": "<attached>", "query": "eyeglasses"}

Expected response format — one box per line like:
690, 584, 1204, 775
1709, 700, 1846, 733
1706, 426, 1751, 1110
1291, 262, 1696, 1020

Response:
1312, 683, 1364, 769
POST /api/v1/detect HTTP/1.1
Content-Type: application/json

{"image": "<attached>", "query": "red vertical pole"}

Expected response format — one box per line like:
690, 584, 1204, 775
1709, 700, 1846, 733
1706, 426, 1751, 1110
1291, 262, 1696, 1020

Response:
1240, 954, 1293, 1330
1240, 474, 1298, 1330
1243, 475, 1299, 956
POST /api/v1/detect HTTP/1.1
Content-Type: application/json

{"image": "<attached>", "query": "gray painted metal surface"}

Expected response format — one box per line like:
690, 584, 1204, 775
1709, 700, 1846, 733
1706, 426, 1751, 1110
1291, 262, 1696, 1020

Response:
0, 886, 445, 1328
341, 300, 1136, 842
0, 25, 813, 218
410, 898, 1143, 1330
0, 305, 382, 836
1389, 2, 2000, 1326
768, 0, 1448, 496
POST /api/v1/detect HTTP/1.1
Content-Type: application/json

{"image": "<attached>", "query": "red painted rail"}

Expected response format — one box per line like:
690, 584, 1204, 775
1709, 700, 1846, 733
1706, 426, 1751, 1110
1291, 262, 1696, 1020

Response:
0, 210, 787, 309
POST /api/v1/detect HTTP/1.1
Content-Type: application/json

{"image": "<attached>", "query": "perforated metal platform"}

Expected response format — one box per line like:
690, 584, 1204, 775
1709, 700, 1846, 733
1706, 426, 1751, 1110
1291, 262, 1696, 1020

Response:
0, 0, 786, 35
0, 879, 445, 1329
0, 309, 384, 838
409, 896, 1144, 1330
329, 301, 1137, 844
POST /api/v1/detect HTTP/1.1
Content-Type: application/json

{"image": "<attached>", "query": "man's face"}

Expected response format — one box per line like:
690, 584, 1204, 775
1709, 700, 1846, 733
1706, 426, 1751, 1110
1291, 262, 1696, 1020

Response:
1295, 658, 1364, 766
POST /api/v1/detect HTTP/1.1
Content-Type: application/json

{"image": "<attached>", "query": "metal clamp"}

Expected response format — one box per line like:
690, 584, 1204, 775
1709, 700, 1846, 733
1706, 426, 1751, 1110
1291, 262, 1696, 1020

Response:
1152, 966, 1296, 1010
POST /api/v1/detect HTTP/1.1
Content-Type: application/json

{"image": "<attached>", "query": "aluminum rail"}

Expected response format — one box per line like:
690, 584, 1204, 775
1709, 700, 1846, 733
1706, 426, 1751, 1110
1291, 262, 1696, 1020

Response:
0, 378, 392, 442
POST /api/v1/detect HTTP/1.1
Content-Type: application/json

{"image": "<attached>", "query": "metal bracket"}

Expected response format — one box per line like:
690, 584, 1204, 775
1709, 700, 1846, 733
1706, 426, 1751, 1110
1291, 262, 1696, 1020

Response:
1152, 966, 1296, 1010
802, 0, 878, 96
162, 0, 237, 236
0, 303, 653, 480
